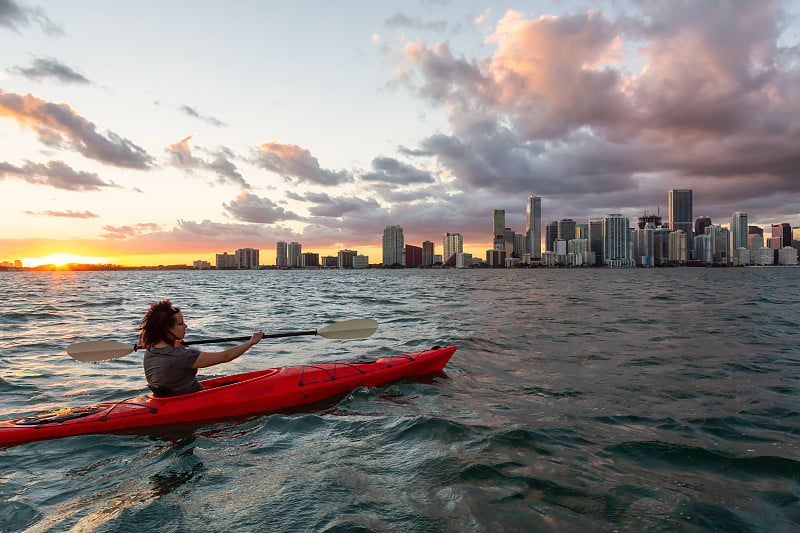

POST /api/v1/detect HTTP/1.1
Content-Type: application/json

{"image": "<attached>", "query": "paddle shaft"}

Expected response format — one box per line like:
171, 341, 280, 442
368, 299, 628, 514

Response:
132, 330, 318, 350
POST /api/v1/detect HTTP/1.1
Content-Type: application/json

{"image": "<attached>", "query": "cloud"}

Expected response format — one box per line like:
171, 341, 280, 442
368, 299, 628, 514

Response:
287, 191, 380, 218
255, 142, 352, 186
390, 3, 800, 225
385, 13, 447, 32
100, 223, 162, 239
0, 159, 117, 191
0, 0, 62, 35
166, 135, 248, 188
222, 192, 302, 223
178, 105, 228, 127
24, 209, 98, 218
361, 156, 435, 184
0, 91, 154, 169
8, 57, 90, 84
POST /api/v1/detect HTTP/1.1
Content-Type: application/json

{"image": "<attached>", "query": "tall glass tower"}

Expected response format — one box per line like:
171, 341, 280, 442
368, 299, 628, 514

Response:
525, 196, 542, 260
493, 210, 505, 250
668, 189, 693, 255
731, 212, 748, 254
603, 214, 631, 266
382, 225, 404, 266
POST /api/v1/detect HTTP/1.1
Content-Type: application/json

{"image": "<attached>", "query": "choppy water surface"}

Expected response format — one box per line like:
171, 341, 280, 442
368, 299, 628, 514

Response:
1, 268, 798, 532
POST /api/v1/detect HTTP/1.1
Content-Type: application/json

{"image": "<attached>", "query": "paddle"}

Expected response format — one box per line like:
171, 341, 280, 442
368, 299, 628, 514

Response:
66, 318, 379, 363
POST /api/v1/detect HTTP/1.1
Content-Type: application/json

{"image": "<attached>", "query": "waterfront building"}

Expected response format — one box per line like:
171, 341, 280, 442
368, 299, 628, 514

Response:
633, 223, 655, 266
694, 216, 712, 239
514, 234, 525, 258
300, 252, 319, 268
192, 260, 211, 270
695, 233, 714, 264
215, 252, 237, 270
353, 255, 370, 269
338, 249, 357, 269
568, 238, 589, 255
405, 244, 422, 267
288, 242, 302, 268
771, 223, 792, 249
752, 247, 774, 265
545, 221, 558, 252
749, 225, 764, 236
456, 253, 473, 269
382, 225, 404, 266
668, 230, 687, 264
443, 232, 463, 263
235, 248, 259, 270
603, 214, 633, 267
276, 241, 287, 268
422, 241, 434, 266
557, 219, 576, 242
668, 189, 693, 256
653, 228, 671, 266
503, 228, 515, 257
747, 233, 764, 253
731, 212, 748, 258
778, 247, 798, 265
588, 218, 604, 265
493, 210, 505, 250
486, 249, 505, 267
733, 248, 750, 266
526, 196, 542, 259
321, 256, 338, 268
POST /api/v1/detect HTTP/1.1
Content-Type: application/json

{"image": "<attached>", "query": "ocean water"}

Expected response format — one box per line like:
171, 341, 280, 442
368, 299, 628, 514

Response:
0, 268, 798, 532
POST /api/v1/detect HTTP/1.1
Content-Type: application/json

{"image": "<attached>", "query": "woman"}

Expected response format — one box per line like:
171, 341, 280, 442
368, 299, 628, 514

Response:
138, 300, 264, 397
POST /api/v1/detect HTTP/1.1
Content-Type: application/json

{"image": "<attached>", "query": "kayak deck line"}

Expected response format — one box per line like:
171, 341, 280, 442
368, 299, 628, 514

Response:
0, 345, 458, 446
297, 351, 425, 386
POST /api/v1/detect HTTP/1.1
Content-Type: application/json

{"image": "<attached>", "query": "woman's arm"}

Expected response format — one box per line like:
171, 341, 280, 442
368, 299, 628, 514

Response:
192, 332, 264, 369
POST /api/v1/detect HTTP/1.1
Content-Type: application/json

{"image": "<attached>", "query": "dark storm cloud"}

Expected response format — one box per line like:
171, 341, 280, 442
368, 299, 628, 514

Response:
255, 142, 352, 186
393, 2, 800, 224
361, 156, 435, 184
166, 135, 248, 188
222, 192, 302, 224
0, 0, 62, 35
9, 57, 90, 84
0, 160, 116, 191
0, 91, 154, 169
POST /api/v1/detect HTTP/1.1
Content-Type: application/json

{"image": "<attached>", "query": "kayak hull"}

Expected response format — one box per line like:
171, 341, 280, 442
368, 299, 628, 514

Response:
0, 346, 457, 446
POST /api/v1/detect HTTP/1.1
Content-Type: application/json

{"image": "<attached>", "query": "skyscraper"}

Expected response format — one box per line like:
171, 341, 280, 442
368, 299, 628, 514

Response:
589, 218, 604, 265
422, 240, 434, 266
287, 242, 302, 268
382, 225, 404, 266
526, 196, 542, 260
276, 241, 287, 267
557, 219, 576, 242
493, 210, 505, 250
731, 212, 748, 254
443, 232, 463, 263
668, 189, 693, 255
603, 214, 631, 266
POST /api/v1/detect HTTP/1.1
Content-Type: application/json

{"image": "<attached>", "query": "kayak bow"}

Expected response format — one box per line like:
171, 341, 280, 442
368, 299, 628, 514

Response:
0, 345, 457, 446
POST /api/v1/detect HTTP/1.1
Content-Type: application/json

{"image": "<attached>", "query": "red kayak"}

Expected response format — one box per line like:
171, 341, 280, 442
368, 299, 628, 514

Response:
0, 345, 457, 446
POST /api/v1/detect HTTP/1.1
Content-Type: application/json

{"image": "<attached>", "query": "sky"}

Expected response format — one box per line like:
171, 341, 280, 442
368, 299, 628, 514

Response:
1, 0, 800, 267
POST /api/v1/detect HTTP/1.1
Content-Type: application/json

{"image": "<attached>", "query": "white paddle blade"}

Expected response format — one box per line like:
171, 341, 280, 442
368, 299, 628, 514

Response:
318, 319, 378, 340
67, 341, 137, 362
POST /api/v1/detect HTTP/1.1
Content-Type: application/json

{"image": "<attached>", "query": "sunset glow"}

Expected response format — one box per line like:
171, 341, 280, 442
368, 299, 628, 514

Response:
22, 254, 110, 268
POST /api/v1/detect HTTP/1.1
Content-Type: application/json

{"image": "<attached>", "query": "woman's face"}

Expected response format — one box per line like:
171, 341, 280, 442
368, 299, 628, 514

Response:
168, 312, 188, 342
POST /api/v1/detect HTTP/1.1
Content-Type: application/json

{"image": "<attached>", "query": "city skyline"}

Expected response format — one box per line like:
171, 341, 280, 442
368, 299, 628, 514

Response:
2, 1, 800, 267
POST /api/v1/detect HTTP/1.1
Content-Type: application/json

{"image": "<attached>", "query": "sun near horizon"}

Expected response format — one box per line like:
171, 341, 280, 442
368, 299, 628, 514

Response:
21, 253, 111, 268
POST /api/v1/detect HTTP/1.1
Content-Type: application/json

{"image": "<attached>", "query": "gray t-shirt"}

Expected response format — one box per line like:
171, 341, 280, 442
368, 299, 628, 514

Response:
143, 345, 202, 397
